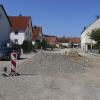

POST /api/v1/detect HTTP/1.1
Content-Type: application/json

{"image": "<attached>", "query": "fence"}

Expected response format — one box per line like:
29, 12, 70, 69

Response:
88, 49, 100, 55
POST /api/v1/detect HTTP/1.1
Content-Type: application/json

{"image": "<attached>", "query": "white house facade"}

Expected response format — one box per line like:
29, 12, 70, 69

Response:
10, 31, 25, 45
9, 16, 32, 45
81, 17, 100, 52
0, 5, 11, 46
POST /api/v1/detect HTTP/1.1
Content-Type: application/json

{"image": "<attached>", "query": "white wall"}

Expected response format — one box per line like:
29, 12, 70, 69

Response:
10, 32, 25, 45
25, 17, 32, 41
10, 17, 33, 45
0, 6, 11, 46
61, 43, 69, 47
81, 18, 100, 51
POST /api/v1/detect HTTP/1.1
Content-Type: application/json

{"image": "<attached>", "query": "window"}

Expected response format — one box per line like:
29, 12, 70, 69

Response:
14, 39, 18, 44
15, 30, 18, 35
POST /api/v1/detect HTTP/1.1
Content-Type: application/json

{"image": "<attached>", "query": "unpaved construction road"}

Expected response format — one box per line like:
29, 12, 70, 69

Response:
0, 49, 100, 100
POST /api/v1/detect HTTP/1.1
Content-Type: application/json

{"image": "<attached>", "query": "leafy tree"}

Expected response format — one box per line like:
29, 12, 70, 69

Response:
41, 39, 47, 50
21, 40, 32, 53
34, 40, 41, 49
90, 29, 100, 43
89, 28, 100, 50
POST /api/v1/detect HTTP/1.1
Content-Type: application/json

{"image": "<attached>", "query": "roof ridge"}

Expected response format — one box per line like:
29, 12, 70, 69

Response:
9, 16, 31, 18
0, 5, 12, 26
81, 17, 100, 34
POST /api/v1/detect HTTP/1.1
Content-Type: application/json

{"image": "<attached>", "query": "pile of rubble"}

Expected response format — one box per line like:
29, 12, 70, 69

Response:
17, 52, 86, 75
65, 49, 81, 57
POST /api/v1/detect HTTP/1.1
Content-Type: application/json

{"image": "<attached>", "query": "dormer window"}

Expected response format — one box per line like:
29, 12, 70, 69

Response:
15, 30, 18, 35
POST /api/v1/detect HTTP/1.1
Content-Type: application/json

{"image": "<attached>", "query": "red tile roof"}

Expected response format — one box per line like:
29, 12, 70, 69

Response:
43, 35, 58, 45
9, 16, 30, 31
57, 38, 70, 43
69, 37, 80, 44
57, 37, 80, 44
32, 26, 42, 41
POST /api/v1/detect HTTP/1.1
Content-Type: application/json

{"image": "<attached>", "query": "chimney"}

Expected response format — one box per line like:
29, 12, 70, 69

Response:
96, 16, 99, 19
19, 14, 22, 17
84, 26, 87, 30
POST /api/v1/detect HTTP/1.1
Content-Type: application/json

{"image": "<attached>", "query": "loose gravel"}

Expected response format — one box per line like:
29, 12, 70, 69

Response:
17, 51, 86, 75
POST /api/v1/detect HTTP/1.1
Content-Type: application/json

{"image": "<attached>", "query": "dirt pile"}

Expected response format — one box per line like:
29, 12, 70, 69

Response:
17, 52, 86, 75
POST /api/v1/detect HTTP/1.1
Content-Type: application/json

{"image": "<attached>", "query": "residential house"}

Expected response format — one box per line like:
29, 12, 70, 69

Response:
69, 37, 80, 48
58, 37, 80, 48
43, 35, 58, 46
81, 16, 100, 52
57, 37, 70, 47
0, 5, 11, 47
9, 15, 32, 45
32, 26, 43, 45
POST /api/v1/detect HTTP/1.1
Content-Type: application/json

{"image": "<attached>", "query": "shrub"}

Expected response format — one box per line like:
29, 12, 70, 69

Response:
12, 44, 21, 49
34, 40, 41, 49
21, 40, 32, 53
41, 40, 48, 50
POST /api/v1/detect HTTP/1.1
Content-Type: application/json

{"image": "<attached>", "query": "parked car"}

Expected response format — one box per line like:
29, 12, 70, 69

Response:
10, 47, 21, 59
0, 47, 21, 60
0, 48, 10, 60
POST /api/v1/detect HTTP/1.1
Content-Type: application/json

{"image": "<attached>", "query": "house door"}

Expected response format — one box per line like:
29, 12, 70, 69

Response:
87, 44, 91, 50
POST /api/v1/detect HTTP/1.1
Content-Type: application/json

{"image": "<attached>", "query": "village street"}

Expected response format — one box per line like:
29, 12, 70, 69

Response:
0, 52, 34, 75
0, 49, 100, 100
1, 1, 100, 100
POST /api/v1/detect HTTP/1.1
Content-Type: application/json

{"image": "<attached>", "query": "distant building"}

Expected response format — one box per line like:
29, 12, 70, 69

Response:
43, 35, 58, 46
9, 15, 32, 45
81, 16, 100, 52
69, 37, 80, 48
58, 37, 80, 48
0, 5, 11, 46
32, 26, 43, 45
57, 38, 70, 47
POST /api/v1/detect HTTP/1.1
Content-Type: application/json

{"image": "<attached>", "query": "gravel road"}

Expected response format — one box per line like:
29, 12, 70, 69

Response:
0, 49, 100, 100
17, 51, 85, 75
0, 52, 34, 75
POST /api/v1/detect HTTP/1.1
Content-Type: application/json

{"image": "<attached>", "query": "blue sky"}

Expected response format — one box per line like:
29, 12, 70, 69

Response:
0, 0, 100, 37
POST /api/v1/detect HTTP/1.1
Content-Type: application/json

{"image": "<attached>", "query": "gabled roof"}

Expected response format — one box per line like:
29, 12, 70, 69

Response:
57, 38, 70, 43
43, 34, 57, 38
0, 5, 12, 26
57, 37, 80, 44
69, 37, 80, 43
9, 16, 31, 31
81, 16, 100, 34
32, 26, 42, 41
43, 35, 58, 45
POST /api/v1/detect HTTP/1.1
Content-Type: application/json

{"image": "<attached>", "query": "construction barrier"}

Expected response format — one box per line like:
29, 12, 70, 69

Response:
9, 52, 17, 76
11, 52, 17, 72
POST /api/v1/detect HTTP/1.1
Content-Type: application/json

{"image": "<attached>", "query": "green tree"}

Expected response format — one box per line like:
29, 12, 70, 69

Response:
34, 40, 41, 49
21, 40, 32, 53
89, 28, 100, 50
41, 39, 47, 50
